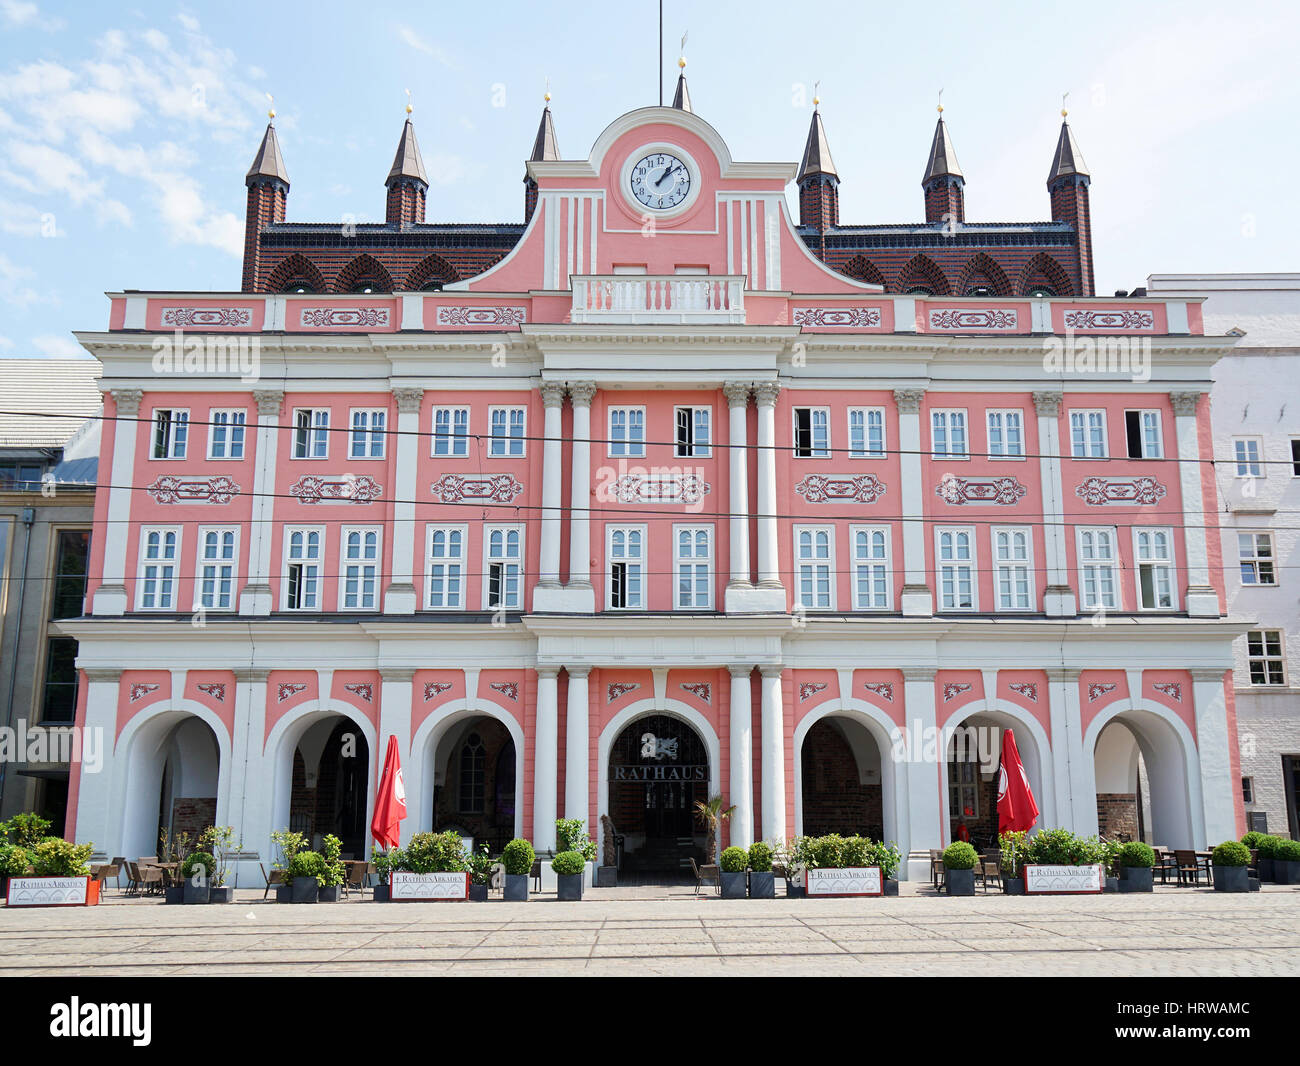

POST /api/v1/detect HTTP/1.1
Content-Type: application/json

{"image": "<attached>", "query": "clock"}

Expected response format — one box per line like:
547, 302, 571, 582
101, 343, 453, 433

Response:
629, 152, 692, 211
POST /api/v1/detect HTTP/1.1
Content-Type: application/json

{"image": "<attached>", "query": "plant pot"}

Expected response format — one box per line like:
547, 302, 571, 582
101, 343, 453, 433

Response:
1275, 860, 1300, 885
556, 873, 584, 901
1213, 865, 1250, 893
1002, 876, 1025, 895
883, 879, 899, 897
275, 884, 292, 903
291, 877, 319, 903
1257, 857, 1274, 882
164, 885, 184, 905
182, 881, 210, 905
1118, 866, 1154, 893
595, 866, 618, 888
945, 867, 976, 896
373, 885, 391, 902
748, 871, 775, 899
209, 886, 232, 904
785, 882, 805, 899
503, 874, 529, 901
468, 884, 489, 901
720, 871, 748, 899
1103, 876, 1120, 893
317, 885, 341, 903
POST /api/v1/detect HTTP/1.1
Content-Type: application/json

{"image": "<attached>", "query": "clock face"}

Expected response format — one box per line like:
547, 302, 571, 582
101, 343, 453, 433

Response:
629, 152, 691, 211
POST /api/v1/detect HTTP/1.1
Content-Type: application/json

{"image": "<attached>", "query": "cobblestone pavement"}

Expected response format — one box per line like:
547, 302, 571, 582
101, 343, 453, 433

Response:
1, 884, 1296, 977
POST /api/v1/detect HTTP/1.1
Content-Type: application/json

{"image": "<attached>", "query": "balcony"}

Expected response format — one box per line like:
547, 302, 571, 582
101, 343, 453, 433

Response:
570, 275, 746, 325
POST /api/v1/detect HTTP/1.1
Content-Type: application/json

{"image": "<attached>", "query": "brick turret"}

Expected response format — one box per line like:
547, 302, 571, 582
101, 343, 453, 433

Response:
797, 106, 839, 237
1047, 116, 1094, 296
524, 98, 560, 224
385, 113, 428, 228
242, 119, 289, 293
921, 111, 964, 225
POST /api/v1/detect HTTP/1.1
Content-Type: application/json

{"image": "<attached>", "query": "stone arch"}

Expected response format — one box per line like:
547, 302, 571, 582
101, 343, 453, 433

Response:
1016, 253, 1074, 297
839, 255, 886, 288
264, 254, 327, 295
894, 253, 952, 295
403, 253, 460, 292
333, 254, 394, 294
957, 253, 1012, 297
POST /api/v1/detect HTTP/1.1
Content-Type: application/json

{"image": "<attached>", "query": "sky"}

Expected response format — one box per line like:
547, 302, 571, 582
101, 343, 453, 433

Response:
1, 0, 1297, 358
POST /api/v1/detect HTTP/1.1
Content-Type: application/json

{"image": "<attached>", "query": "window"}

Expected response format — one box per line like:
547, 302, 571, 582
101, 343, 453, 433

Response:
138, 528, 180, 610
674, 526, 712, 609
674, 406, 711, 458
0, 462, 43, 488
1246, 630, 1285, 686
49, 529, 91, 620
427, 526, 466, 609
489, 407, 526, 457
458, 732, 486, 813
1239, 532, 1276, 586
197, 529, 238, 611
433, 407, 470, 457
936, 528, 975, 610
931, 409, 968, 459
793, 408, 830, 458
152, 409, 189, 459
1134, 528, 1175, 610
208, 409, 247, 459
284, 528, 322, 611
986, 410, 1024, 458
1069, 410, 1107, 458
608, 407, 646, 458
1234, 437, 1263, 477
608, 526, 645, 609
1124, 410, 1163, 459
849, 408, 885, 458
1291, 439, 1300, 477
485, 526, 523, 609
948, 758, 979, 820
795, 527, 833, 610
1242, 777, 1254, 805
293, 409, 330, 459
993, 528, 1033, 611
340, 528, 380, 610
850, 526, 889, 610
349, 408, 387, 459
1078, 527, 1119, 610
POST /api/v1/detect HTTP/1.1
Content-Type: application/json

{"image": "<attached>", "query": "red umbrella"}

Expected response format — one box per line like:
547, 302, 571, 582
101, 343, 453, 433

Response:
997, 730, 1039, 834
370, 736, 407, 849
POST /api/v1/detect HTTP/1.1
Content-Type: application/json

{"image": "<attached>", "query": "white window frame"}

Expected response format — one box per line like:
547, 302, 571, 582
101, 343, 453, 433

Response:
1246, 629, 1286, 686
283, 526, 324, 612
207, 408, 247, 460
1077, 526, 1120, 611
848, 407, 886, 459
136, 526, 182, 611
1123, 409, 1163, 460
849, 524, 890, 610
794, 525, 835, 611
1069, 409, 1108, 459
1290, 437, 1300, 478
674, 405, 712, 458
338, 526, 382, 611
432, 406, 471, 457
425, 524, 468, 610
195, 526, 239, 612
1233, 436, 1263, 478
930, 408, 969, 459
992, 526, 1034, 612
1133, 527, 1177, 611
607, 524, 647, 610
1238, 531, 1277, 587
488, 406, 527, 457
985, 409, 1025, 459
483, 524, 525, 609
349, 407, 387, 460
792, 407, 831, 459
292, 408, 330, 460
673, 524, 713, 610
608, 406, 647, 458
935, 526, 977, 611
151, 408, 189, 460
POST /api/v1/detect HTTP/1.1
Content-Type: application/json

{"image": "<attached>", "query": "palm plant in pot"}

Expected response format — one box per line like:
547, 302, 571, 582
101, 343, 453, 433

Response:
551, 850, 586, 901
748, 841, 775, 898
719, 845, 748, 899
1117, 841, 1156, 893
501, 838, 534, 901
1211, 840, 1251, 892
943, 841, 978, 896
693, 795, 735, 865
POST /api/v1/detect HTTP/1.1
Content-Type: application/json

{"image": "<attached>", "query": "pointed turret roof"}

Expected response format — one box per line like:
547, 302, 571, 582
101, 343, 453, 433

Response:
671, 71, 692, 112
530, 103, 560, 162
796, 107, 837, 183
922, 114, 963, 184
1047, 118, 1089, 184
245, 121, 289, 186
386, 116, 428, 187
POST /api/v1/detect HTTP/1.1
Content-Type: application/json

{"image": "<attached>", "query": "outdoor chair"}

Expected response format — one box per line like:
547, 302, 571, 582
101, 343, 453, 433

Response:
92, 863, 120, 895
1174, 849, 1201, 886
138, 864, 165, 896
343, 861, 369, 898
124, 861, 141, 896
529, 859, 542, 892
110, 857, 127, 889
929, 849, 946, 890
261, 863, 284, 900
689, 857, 720, 896
977, 852, 1001, 893
1152, 847, 1176, 886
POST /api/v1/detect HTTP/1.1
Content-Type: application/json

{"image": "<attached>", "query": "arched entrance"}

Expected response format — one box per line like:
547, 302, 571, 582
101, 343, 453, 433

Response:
287, 716, 370, 857
1089, 708, 1197, 848
800, 717, 884, 839
430, 716, 517, 855
607, 713, 709, 877
119, 711, 222, 860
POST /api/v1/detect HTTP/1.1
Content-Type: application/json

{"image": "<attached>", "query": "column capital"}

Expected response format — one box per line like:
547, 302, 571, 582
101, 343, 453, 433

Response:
83, 667, 122, 684
253, 389, 284, 416
539, 381, 567, 409
1169, 390, 1203, 416
110, 388, 144, 417
536, 666, 561, 680
723, 382, 752, 408
391, 387, 424, 414
1045, 667, 1081, 684
893, 388, 925, 413
758, 664, 784, 679
233, 667, 273, 683
567, 381, 597, 406
901, 667, 936, 683
565, 665, 591, 680
752, 381, 781, 407
1189, 667, 1228, 684
1032, 390, 1063, 417
379, 667, 418, 683
728, 664, 754, 679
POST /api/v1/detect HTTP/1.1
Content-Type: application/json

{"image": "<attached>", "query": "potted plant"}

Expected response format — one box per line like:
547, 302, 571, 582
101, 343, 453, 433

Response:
800, 835, 886, 897
552, 850, 586, 900
270, 830, 307, 903
943, 841, 978, 896
198, 825, 239, 903
1212, 840, 1251, 892
748, 841, 775, 898
180, 851, 214, 904
8, 837, 100, 907
870, 840, 903, 896
467, 845, 495, 901
1021, 828, 1105, 893
316, 835, 344, 902
0, 842, 32, 900
555, 818, 597, 888
391, 831, 469, 900
780, 837, 812, 898
1272, 838, 1300, 885
999, 830, 1028, 894
1117, 841, 1156, 893
501, 838, 534, 901
287, 850, 325, 903
597, 815, 619, 887
372, 846, 398, 902
719, 845, 748, 899
693, 795, 736, 866
1242, 832, 1274, 882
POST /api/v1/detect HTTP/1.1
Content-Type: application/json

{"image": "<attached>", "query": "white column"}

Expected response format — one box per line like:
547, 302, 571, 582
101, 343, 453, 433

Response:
564, 382, 596, 612
533, 667, 560, 852
1191, 669, 1236, 846
564, 666, 590, 823
728, 665, 754, 848
1033, 391, 1076, 616
73, 670, 121, 851
753, 382, 782, 591
384, 388, 423, 614
759, 665, 785, 842
894, 389, 933, 616
227, 668, 270, 887
538, 383, 566, 588
1046, 668, 1094, 834
902, 668, 940, 881
724, 383, 752, 591
92, 390, 142, 615
1171, 391, 1219, 617
239, 389, 284, 615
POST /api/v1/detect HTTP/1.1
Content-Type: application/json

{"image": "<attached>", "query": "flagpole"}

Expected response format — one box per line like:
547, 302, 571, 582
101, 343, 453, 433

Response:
659, 0, 663, 105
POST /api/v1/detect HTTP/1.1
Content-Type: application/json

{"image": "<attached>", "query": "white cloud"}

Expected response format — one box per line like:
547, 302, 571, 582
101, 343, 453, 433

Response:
31, 333, 83, 357
1, 141, 104, 204
0, 198, 47, 236
0, 252, 39, 307
94, 198, 132, 228
397, 27, 461, 70
1, 0, 63, 30
0, 335, 14, 351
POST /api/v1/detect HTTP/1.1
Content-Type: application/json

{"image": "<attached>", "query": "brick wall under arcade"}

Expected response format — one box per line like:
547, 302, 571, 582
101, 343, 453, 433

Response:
801, 720, 883, 840
1097, 793, 1141, 842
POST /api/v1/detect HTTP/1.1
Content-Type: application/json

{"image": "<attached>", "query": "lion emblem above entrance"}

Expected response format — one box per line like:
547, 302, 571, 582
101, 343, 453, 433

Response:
640, 733, 679, 760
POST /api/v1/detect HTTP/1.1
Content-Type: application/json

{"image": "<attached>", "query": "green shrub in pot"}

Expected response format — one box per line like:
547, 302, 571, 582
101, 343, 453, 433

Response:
555, 818, 597, 863
840, 836, 871, 868
501, 838, 535, 901
551, 849, 586, 900
30, 838, 93, 878
807, 833, 846, 869
747, 841, 775, 898
719, 845, 748, 899
403, 831, 468, 873
1273, 838, 1300, 884
942, 841, 977, 896
870, 840, 903, 882
1116, 841, 1156, 893
179, 850, 214, 904
0, 813, 51, 849
1240, 831, 1270, 851
316, 835, 344, 901
287, 849, 325, 903
1212, 840, 1251, 893
747, 841, 774, 872
1213, 841, 1250, 866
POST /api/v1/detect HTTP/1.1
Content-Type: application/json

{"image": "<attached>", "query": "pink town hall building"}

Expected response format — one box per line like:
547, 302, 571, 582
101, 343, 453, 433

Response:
61, 86, 1247, 881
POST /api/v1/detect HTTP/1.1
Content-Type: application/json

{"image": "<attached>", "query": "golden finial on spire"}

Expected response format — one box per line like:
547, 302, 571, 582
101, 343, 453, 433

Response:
937, 88, 944, 114
813, 80, 821, 108
405, 88, 413, 115
266, 92, 275, 122
544, 76, 551, 103
679, 30, 688, 68
1061, 90, 1069, 118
